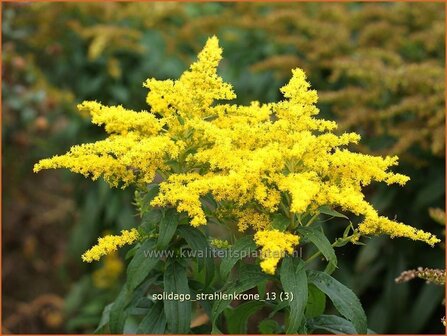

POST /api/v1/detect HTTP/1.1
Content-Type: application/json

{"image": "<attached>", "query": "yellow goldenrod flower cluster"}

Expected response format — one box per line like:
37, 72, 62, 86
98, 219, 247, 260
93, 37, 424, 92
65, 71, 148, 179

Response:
92, 251, 124, 289
35, 36, 439, 271
34, 101, 177, 187
235, 209, 270, 232
81, 228, 140, 262
254, 230, 300, 274
359, 214, 440, 246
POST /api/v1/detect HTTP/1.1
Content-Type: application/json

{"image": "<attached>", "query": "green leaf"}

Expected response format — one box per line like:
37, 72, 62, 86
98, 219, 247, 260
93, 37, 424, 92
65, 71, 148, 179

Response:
141, 208, 163, 232
271, 213, 289, 231
324, 260, 337, 275
268, 300, 289, 318
137, 301, 166, 334
212, 265, 269, 333
129, 297, 153, 315
318, 205, 349, 220
177, 225, 207, 269
94, 303, 113, 334
144, 184, 160, 203
308, 271, 367, 334
258, 319, 280, 334
257, 279, 268, 299
297, 226, 337, 267
201, 193, 218, 213
109, 275, 159, 333
127, 239, 159, 291
280, 257, 308, 333
177, 225, 215, 286
157, 208, 179, 249
307, 314, 357, 334
189, 285, 214, 319
225, 301, 264, 334
125, 244, 139, 260
220, 236, 256, 279
163, 261, 192, 334
305, 284, 326, 318
109, 285, 130, 333
136, 184, 160, 215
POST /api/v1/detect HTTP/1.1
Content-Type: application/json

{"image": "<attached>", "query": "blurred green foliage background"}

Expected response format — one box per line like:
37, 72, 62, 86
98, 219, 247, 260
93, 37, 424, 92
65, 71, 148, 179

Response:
2, 2, 445, 334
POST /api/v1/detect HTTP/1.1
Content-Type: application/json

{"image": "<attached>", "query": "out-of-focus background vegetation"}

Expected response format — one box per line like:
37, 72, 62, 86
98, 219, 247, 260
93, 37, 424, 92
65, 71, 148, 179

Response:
2, 2, 445, 334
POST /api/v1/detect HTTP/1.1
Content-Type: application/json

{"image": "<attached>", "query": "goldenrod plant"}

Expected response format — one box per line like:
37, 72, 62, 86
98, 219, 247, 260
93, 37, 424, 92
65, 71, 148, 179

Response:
4, 3, 442, 333
34, 37, 439, 334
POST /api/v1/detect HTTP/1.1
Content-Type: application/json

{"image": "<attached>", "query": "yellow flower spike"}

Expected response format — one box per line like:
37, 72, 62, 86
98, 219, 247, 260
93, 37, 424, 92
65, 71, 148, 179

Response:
82, 228, 140, 263
359, 215, 440, 246
144, 35, 235, 122
254, 230, 300, 275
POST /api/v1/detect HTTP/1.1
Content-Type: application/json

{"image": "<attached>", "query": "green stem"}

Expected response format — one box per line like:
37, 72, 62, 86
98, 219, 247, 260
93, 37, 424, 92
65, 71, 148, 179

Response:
290, 211, 296, 228
305, 211, 320, 227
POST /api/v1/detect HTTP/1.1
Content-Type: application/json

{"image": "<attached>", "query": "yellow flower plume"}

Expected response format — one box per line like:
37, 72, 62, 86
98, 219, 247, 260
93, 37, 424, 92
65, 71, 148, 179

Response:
81, 228, 140, 263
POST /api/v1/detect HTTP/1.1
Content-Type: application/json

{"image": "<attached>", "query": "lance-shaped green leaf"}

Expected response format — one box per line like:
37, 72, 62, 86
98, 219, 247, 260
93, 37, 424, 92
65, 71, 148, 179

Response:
271, 213, 290, 231
94, 303, 113, 334
178, 225, 215, 286
212, 265, 269, 333
220, 236, 256, 279
108, 285, 129, 334
318, 205, 349, 220
308, 271, 367, 334
157, 208, 179, 249
110, 274, 159, 333
164, 261, 192, 334
137, 301, 166, 334
127, 239, 159, 291
280, 257, 308, 333
307, 314, 357, 334
308, 315, 376, 334
297, 226, 337, 267
305, 284, 326, 318
225, 301, 264, 334
141, 208, 163, 232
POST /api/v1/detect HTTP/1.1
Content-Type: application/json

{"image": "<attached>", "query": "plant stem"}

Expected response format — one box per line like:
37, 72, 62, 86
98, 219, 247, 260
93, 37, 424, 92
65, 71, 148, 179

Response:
305, 211, 320, 227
